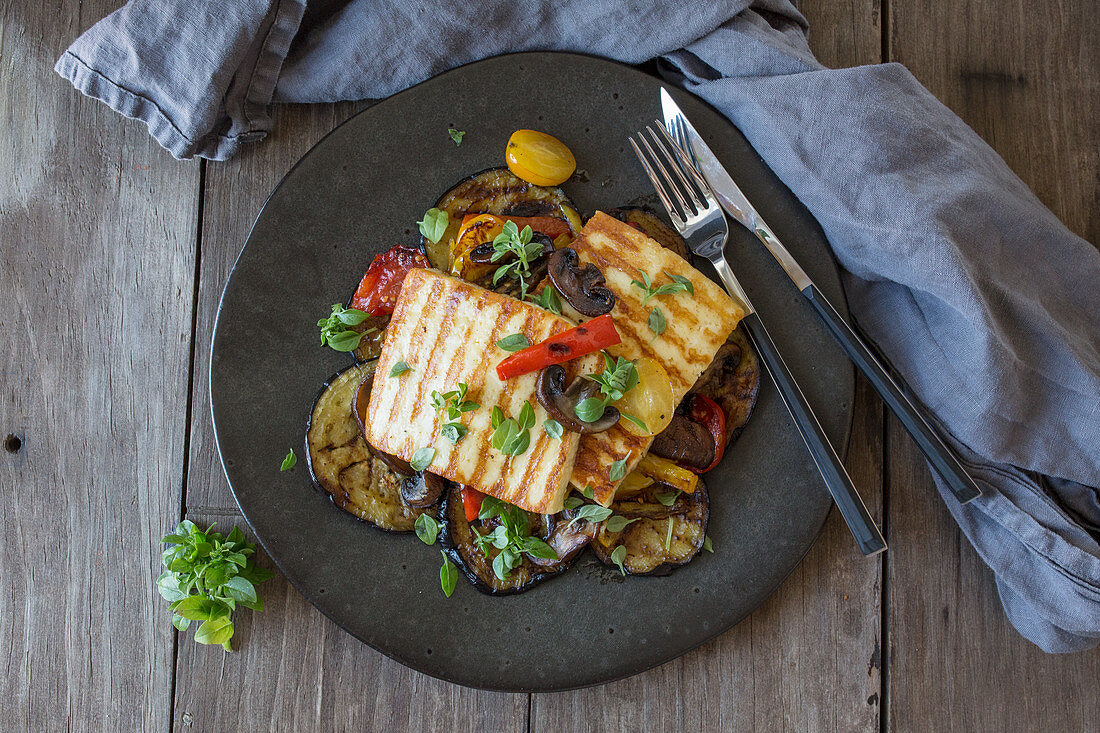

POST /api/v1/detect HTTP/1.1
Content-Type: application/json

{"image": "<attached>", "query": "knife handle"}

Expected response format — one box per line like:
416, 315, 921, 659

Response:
740, 310, 887, 557
801, 284, 981, 504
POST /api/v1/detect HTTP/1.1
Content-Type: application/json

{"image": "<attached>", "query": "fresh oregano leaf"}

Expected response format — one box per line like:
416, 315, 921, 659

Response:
418, 208, 449, 244
415, 514, 440, 545
389, 360, 413, 378
410, 446, 435, 472
606, 515, 639, 533
496, 333, 530, 352
543, 419, 563, 440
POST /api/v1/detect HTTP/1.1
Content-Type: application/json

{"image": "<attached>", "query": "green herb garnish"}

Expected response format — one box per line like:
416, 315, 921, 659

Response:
410, 446, 435, 472
582, 485, 595, 500
527, 285, 562, 315
447, 128, 465, 146
280, 450, 296, 471
609, 455, 630, 482
569, 503, 613, 527
430, 383, 480, 420
157, 521, 274, 652
415, 514, 441, 545
664, 271, 694, 295
573, 355, 641, 425
648, 307, 666, 339
490, 402, 536, 457
563, 496, 584, 510
440, 551, 458, 597
619, 412, 648, 432
317, 304, 373, 352
474, 498, 558, 579
496, 333, 531, 352
441, 422, 468, 444
490, 220, 542, 300
610, 545, 627, 576
418, 208, 449, 244
631, 269, 693, 305
606, 515, 639, 533
543, 419, 563, 440
665, 518, 675, 550
702, 535, 713, 553
655, 489, 679, 507
389, 360, 413, 378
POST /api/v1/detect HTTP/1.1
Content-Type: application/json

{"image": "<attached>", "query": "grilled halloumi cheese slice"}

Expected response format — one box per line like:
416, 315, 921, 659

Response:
364, 268, 598, 514
568, 212, 746, 504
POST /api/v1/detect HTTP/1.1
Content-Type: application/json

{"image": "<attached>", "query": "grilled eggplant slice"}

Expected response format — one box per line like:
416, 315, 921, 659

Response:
607, 207, 690, 259
592, 480, 709, 575
350, 313, 389, 363
440, 484, 592, 595
305, 362, 432, 531
689, 327, 760, 447
424, 167, 583, 274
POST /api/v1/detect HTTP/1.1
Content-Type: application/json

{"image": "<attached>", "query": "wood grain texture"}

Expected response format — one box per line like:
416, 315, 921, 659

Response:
531, 377, 884, 733
890, 0, 1099, 243
886, 0, 1100, 729
175, 105, 527, 730
171, 510, 527, 732
802, 0, 884, 69
0, 1, 197, 729
885, 416, 1100, 730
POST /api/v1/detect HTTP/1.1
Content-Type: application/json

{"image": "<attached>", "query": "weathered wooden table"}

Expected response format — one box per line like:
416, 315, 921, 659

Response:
2, 1, 1097, 730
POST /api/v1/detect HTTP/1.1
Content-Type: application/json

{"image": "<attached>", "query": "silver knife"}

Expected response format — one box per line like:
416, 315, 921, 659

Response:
660, 88, 981, 504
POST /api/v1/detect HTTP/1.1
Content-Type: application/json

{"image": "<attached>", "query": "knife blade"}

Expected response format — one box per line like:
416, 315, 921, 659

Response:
660, 88, 812, 291
659, 87, 981, 504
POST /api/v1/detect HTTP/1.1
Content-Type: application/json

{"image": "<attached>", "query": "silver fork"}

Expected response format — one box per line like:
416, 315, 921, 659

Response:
629, 125, 886, 557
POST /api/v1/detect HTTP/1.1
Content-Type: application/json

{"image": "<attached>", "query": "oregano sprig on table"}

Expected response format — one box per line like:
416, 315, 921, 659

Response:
157, 521, 274, 651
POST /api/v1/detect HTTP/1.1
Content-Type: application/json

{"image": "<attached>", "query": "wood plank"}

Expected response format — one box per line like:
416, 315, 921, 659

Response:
0, 2, 199, 729
890, 0, 1098, 243
887, 0, 1100, 728
171, 510, 527, 732
174, 104, 527, 730
801, 0, 884, 69
532, 7, 885, 730
885, 416, 1100, 730
532, 377, 883, 732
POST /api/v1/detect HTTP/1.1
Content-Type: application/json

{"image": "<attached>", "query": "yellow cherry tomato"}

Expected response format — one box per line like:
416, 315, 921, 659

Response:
614, 357, 675, 437
505, 129, 576, 186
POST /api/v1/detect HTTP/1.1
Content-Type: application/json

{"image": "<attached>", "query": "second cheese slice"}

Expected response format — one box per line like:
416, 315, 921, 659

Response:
568, 212, 746, 504
364, 268, 597, 514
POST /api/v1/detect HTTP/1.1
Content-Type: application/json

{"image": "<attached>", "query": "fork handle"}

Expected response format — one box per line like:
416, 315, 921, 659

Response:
802, 284, 980, 503
740, 310, 887, 556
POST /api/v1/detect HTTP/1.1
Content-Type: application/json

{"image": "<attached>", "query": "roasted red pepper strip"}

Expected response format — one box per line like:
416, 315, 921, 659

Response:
461, 486, 486, 523
495, 314, 621, 381
688, 394, 727, 474
350, 244, 431, 316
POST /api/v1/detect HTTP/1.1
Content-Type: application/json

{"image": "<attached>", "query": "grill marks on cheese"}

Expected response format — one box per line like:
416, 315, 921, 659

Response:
568, 213, 746, 504
365, 269, 597, 514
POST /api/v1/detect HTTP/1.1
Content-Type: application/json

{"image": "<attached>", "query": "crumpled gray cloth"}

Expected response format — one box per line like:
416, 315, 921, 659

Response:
57, 0, 1100, 651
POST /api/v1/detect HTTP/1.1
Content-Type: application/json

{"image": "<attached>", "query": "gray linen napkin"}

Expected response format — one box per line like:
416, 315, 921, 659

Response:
57, 0, 1100, 652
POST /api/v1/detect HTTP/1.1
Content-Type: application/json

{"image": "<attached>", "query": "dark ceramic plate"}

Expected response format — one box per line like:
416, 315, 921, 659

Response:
212, 52, 853, 692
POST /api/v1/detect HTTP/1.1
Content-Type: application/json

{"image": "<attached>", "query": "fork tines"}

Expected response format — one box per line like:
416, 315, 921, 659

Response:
628, 123, 713, 227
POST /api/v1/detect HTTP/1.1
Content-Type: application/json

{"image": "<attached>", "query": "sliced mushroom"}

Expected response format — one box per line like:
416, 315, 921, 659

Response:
535, 364, 619, 433
400, 471, 445, 508
528, 511, 598, 567
650, 414, 715, 471
546, 248, 616, 316
354, 374, 415, 475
